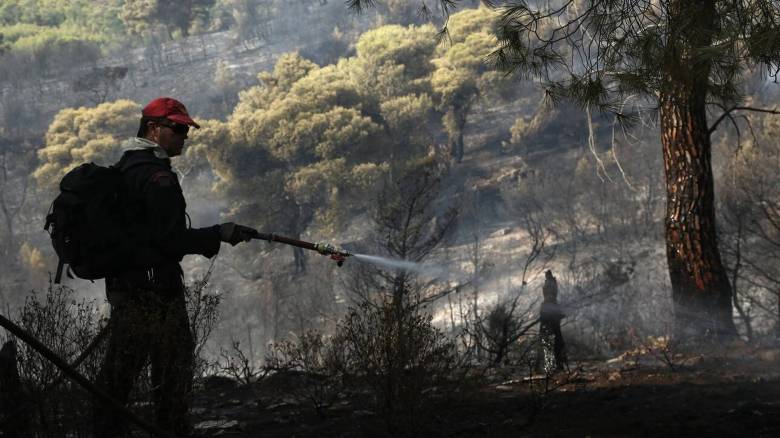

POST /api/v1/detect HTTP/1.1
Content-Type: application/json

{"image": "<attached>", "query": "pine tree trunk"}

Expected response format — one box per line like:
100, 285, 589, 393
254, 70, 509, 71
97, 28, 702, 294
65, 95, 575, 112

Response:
447, 104, 468, 163
660, 0, 736, 339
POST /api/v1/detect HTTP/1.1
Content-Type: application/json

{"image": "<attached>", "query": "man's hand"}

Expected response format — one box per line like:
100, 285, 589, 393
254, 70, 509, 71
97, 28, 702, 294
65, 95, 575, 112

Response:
219, 223, 256, 246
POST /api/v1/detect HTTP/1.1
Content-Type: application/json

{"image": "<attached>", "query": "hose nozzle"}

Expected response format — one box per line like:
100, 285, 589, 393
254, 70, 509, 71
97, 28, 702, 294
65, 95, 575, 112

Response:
314, 242, 353, 267
252, 232, 352, 267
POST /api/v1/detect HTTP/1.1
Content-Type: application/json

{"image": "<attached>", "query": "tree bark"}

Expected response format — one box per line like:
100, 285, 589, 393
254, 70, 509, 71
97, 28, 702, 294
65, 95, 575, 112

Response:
447, 105, 468, 163
660, 0, 736, 339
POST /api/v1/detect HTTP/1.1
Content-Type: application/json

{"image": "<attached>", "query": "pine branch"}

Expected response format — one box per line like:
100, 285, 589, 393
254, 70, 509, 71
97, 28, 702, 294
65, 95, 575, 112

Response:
708, 106, 780, 135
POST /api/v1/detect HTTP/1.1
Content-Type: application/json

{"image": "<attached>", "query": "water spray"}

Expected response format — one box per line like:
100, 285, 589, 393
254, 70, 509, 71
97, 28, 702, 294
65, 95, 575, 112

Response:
352, 253, 449, 278
250, 231, 452, 276
252, 231, 353, 266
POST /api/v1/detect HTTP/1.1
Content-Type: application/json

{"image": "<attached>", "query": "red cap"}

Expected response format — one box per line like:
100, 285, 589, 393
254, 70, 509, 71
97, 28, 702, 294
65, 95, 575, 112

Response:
142, 97, 200, 128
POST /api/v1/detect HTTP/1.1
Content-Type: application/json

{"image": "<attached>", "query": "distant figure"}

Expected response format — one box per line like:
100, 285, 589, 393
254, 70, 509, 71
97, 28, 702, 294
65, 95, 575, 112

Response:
537, 270, 567, 373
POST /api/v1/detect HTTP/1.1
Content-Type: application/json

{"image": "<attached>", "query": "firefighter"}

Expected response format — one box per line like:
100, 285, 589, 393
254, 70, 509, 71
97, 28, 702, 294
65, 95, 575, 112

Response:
537, 269, 567, 373
93, 97, 255, 437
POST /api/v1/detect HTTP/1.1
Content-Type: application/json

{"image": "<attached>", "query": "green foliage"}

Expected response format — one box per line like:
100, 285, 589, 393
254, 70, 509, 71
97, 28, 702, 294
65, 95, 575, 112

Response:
0, 15, 111, 80
32, 99, 221, 204
0, 1, 21, 25
119, 0, 157, 36
373, 0, 426, 25
509, 115, 530, 146
429, 6, 507, 161
8, 26, 103, 76
226, 65, 386, 230
380, 93, 435, 147
0, 0, 119, 29
356, 24, 436, 64
489, 1, 780, 113
355, 24, 438, 81
444, 5, 495, 43
0, 0, 221, 46
431, 63, 478, 109
0, 0, 124, 52
217, 0, 275, 43
265, 51, 320, 90
177, 118, 231, 178
121, 0, 216, 38
0, 22, 48, 43
1, 22, 105, 50
34, 100, 139, 191
217, 24, 441, 237
233, 53, 319, 117
300, 26, 352, 66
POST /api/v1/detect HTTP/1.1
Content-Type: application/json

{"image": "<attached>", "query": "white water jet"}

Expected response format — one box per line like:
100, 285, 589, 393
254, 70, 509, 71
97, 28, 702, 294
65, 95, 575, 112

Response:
353, 253, 450, 278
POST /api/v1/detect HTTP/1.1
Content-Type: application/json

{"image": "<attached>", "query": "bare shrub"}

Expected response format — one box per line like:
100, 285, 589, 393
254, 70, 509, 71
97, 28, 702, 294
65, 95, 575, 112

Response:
565, 258, 648, 355
0, 266, 222, 436
633, 333, 681, 371
265, 330, 342, 416
2, 283, 105, 436
457, 198, 551, 367
480, 299, 538, 365
263, 298, 467, 434
332, 299, 460, 434
185, 261, 222, 378
216, 339, 265, 385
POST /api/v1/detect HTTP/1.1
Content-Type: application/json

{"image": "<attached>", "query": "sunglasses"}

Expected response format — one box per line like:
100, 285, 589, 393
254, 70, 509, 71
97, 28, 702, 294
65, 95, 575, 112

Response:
156, 120, 190, 136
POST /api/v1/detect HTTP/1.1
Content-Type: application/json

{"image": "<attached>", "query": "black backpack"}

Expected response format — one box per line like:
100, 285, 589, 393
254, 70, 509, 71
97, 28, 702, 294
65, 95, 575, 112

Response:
44, 162, 133, 283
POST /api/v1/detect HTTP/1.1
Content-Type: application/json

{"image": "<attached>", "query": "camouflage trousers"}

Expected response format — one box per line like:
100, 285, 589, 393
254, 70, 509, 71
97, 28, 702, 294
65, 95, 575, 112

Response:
93, 271, 194, 437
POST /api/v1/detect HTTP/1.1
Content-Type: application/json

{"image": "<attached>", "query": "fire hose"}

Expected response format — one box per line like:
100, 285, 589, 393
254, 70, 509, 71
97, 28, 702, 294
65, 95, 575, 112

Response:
251, 231, 353, 266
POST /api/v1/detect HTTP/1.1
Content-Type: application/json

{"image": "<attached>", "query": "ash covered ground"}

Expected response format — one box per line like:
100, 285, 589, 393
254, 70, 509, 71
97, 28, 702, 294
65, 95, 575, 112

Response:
189, 342, 780, 437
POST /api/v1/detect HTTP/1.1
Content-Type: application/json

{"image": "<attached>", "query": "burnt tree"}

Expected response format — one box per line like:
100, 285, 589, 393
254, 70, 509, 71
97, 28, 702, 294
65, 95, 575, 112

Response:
654, 1, 735, 336
349, 162, 458, 313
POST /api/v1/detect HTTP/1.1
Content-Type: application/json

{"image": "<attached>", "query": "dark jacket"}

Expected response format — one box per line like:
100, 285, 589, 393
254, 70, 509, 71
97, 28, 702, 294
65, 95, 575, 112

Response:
109, 149, 220, 291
